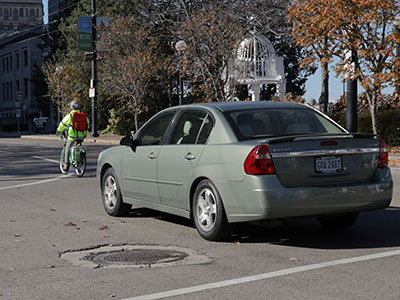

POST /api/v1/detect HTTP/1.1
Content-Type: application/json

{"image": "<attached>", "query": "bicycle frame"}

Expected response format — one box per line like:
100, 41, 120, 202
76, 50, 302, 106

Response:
61, 140, 85, 166
60, 136, 87, 177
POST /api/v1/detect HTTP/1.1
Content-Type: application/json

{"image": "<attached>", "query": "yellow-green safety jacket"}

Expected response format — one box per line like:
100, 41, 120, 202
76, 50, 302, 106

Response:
57, 109, 90, 141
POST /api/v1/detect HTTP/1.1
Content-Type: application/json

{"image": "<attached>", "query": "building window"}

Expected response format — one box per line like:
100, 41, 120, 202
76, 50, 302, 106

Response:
15, 53, 19, 69
9, 56, 12, 71
10, 82, 13, 100
2, 83, 5, 100
20, 8, 23, 17
24, 78, 28, 97
23, 50, 28, 66
2, 58, 5, 72
0, 8, 2, 17
29, 9, 35, 19
16, 80, 20, 92
4, 8, 9, 20
13, 8, 18, 20
6, 57, 9, 72
36, 8, 39, 17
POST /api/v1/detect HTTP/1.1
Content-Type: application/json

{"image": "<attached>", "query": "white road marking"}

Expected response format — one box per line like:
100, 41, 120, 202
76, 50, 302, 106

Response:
31, 155, 59, 164
123, 249, 400, 300
0, 154, 72, 190
0, 174, 73, 190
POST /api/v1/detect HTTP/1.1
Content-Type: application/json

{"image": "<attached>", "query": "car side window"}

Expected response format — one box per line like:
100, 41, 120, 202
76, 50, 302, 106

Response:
169, 110, 212, 145
138, 112, 175, 146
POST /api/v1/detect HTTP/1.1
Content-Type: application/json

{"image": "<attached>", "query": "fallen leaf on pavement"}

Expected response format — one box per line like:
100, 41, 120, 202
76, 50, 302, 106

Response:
289, 257, 299, 261
64, 222, 76, 227
99, 225, 109, 231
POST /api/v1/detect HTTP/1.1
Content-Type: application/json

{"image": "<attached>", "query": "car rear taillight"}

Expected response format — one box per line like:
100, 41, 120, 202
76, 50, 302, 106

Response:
378, 139, 389, 168
244, 145, 275, 175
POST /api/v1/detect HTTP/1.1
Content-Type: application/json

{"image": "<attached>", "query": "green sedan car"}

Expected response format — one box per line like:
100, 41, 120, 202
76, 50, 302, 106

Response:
97, 102, 392, 241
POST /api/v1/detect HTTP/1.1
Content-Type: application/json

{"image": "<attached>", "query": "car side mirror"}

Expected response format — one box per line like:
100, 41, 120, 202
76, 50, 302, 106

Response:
120, 135, 140, 151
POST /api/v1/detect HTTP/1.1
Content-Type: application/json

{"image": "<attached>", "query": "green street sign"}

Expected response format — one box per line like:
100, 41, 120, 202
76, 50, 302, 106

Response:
78, 16, 92, 51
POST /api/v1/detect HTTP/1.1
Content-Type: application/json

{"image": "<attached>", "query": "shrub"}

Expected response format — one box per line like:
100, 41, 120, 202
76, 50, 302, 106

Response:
329, 109, 400, 146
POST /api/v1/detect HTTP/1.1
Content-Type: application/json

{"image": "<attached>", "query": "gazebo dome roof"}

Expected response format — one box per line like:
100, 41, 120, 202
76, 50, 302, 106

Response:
237, 33, 276, 62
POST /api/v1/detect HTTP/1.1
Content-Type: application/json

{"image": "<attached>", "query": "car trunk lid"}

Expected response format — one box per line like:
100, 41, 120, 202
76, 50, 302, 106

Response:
267, 134, 381, 187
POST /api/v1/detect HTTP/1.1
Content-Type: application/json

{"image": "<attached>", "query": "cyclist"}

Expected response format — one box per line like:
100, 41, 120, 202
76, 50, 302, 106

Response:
56, 100, 90, 171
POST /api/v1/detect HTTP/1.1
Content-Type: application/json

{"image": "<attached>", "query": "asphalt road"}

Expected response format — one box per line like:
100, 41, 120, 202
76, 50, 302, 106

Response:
1, 137, 400, 300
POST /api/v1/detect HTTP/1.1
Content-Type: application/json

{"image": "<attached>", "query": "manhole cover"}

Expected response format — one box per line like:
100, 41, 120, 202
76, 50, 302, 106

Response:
84, 249, 188, 265
61, 244, 212, 268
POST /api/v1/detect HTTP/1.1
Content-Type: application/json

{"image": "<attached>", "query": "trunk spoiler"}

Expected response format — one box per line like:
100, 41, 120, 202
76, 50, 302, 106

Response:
266, 133, 377, 144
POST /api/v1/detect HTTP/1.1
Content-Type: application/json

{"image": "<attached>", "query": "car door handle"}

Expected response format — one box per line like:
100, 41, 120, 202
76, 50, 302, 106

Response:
185, 153, 196, 160
148, 152, 157, 160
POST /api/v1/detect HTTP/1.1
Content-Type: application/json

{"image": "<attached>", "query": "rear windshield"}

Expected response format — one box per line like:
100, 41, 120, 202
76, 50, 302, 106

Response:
224, 107, 346, 141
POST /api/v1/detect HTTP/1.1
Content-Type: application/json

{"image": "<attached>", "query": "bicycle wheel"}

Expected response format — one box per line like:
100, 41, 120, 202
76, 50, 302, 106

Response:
59, 147, 69, 175
75, 152, 86, 177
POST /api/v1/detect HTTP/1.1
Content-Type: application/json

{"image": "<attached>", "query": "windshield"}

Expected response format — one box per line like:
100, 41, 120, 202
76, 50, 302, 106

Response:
225, 107, 346, 141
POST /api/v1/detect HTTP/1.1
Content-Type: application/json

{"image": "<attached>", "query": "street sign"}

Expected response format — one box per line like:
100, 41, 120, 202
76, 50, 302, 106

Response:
89, 88, 95, 98
78, 16, 92, 51
15, 109, 21, 118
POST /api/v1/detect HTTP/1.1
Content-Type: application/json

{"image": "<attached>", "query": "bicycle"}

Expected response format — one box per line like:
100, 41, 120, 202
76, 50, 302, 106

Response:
59, 134, 87, 177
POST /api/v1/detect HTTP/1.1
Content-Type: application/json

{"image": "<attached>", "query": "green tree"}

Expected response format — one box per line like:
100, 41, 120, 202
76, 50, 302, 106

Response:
99, 16, 170, 131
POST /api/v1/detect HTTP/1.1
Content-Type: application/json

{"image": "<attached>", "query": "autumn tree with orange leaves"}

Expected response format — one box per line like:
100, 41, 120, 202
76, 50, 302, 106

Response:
288, 0, 338, 113
289, 0, 400, 134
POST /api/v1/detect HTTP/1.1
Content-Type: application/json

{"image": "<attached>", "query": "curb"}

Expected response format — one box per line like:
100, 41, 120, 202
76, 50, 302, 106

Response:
21, 135, 122, 145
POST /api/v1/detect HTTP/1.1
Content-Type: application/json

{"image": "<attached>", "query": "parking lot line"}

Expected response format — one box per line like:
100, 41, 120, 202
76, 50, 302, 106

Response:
124, 249, 400, 300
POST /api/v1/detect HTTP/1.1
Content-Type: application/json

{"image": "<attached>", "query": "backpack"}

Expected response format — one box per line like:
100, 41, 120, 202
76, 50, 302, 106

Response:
71, 111, 88, 132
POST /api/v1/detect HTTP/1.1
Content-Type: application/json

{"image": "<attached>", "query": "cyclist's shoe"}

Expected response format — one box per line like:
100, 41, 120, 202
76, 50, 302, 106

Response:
62, 163, 69, 172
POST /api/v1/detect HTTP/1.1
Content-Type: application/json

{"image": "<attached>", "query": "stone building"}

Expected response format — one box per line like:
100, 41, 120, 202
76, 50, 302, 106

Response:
0, 0, 43, 130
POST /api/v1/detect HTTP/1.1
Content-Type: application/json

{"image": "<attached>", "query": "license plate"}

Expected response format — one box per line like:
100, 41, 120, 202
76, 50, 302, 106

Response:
315, 156, 342, 174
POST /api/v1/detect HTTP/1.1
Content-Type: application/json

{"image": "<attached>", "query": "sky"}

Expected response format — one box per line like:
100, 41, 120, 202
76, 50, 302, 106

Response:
304, 63, 394, 103
304, 65, 346, 102
42, 0, 48, 24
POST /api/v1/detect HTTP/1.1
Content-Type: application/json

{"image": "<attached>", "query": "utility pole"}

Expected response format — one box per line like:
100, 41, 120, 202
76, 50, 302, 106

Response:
90, 0, 99, 137
346, 49, 358, 133
394, 16, 400, 96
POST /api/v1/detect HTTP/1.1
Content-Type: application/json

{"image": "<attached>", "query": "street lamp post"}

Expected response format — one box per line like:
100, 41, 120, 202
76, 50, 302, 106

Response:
175, 40, 187, 106
55, 66, 63, 125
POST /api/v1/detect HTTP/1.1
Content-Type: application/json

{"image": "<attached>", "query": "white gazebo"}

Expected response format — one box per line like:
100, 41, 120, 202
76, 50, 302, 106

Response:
228, 32, 286, 101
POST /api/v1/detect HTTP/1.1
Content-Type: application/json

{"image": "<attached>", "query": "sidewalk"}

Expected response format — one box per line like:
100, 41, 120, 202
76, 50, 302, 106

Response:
0, 131, 123, 145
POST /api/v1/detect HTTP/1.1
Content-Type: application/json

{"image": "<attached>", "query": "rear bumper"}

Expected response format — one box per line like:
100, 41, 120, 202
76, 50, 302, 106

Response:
214, 168, 393, 223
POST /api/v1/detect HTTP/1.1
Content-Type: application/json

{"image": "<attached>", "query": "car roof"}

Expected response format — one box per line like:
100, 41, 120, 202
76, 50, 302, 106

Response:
173, 101, 308, 112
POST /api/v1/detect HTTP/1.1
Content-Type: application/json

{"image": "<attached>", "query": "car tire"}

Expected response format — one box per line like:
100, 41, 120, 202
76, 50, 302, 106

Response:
101, 168, 131, 217
192, 179, 231, 241
317, 212, 359, 231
